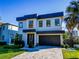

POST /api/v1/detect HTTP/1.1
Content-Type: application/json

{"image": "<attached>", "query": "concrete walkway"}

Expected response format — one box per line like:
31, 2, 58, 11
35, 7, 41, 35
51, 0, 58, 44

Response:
12, 46, 63, 59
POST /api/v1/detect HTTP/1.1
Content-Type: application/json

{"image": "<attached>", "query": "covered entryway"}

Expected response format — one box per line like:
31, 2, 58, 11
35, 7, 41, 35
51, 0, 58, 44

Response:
39, 35, 61, 46
27, 34, 34, 48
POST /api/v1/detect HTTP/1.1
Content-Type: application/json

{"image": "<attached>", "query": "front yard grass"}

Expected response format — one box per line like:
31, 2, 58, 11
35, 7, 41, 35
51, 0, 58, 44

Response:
0, 47, 25, 59
62, 48, 79, 59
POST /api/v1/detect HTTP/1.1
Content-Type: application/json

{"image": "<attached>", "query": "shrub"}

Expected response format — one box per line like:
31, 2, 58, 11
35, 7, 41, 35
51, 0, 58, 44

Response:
61, 44, 65, 48
63, 39, 74, 47
14, 39, 24, 48
0, 41, 7, 46
73, 38, 79, 44
3, 45, 19, 49
61, 44, 70, 48
65, 44, 70, 48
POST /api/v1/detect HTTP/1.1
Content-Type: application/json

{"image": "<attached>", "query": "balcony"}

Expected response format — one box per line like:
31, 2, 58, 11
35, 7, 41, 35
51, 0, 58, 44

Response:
36, 26, 63, 31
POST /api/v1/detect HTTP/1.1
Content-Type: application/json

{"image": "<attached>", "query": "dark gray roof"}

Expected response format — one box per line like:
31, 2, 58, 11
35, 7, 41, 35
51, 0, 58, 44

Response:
16, 12, 63, 21
37, 12, 63, 19
16, 14, 37, 21
2, 23, 18, 27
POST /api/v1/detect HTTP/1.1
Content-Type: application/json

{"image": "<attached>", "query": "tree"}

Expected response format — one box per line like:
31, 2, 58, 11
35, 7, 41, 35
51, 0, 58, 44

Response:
14, 33, 19, 40
63, 32, 70, 40
65, 0, 79, 46
14, 33, 24, 48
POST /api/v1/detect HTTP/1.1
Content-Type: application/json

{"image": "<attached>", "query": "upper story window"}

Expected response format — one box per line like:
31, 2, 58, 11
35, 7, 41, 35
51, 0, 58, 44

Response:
19, 22, 23, 28
2, 26, 5, 30
8, 25, 12, 30
39, 20, 43, 27
46, 20, 51, 27
29, 20, 33, 28
55, 19, 60, 26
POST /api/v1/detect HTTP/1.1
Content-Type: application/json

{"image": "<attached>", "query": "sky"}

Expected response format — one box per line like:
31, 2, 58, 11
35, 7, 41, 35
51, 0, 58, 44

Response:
0, 0, 71, 25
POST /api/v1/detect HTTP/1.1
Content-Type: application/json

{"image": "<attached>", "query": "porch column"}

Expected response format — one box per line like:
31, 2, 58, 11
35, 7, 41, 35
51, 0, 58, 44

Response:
23, 33, 28, 47
36, 34, 39, 46
60, 35, 63, 45
34, 33, 37, 47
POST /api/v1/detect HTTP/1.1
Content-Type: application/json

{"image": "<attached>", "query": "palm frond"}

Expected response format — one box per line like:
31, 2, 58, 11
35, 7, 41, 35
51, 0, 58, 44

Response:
65, 0, 79, 31
77, 24, 79, 30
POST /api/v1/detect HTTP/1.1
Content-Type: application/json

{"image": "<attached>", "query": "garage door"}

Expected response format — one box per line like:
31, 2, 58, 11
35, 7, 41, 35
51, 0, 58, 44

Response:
39, 35, 60, 46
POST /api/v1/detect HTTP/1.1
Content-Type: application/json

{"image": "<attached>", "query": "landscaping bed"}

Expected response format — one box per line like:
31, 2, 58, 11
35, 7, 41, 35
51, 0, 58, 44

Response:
62, 48, 79, 59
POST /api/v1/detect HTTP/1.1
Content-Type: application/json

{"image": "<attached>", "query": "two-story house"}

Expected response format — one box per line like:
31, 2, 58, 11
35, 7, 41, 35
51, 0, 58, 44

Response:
16, 12, 65, 48
0, 22, 18, 44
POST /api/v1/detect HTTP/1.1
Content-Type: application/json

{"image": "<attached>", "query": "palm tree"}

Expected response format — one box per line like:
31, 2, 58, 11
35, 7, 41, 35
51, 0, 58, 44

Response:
65, 0, 79, 46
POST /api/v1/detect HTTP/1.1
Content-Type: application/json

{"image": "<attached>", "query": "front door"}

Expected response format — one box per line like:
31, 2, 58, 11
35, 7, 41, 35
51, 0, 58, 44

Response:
27, 34, 34, 48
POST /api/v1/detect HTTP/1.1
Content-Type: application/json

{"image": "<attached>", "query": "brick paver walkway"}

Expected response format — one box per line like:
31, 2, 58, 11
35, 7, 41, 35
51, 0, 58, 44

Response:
12, 47, 63, 59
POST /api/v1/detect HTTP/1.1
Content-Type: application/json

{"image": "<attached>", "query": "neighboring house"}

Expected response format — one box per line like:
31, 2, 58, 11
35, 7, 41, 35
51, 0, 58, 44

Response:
16, 12, 65, 48
0, 22, 18, 44
72, 30, 78, 37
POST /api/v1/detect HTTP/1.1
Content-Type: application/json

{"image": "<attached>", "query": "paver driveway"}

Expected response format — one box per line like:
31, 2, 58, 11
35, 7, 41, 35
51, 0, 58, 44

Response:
12, 46, 63, 59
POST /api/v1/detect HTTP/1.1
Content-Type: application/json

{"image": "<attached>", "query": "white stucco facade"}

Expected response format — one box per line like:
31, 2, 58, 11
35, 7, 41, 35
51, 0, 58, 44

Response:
19, 17, 62, 32
17, 12, 64, 48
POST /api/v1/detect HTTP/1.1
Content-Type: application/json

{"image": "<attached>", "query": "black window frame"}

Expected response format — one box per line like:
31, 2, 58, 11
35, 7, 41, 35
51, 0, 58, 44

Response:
39, 20, 43, 27
55, 19, 60, 26
46, 20, 51, 27
29, 20, 33, 28
19, 22, 23, 28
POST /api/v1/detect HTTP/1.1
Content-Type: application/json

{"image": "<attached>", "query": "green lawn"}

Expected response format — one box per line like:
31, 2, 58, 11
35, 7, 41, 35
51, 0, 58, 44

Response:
0, 48, 25, 59
62, 48, 79, 59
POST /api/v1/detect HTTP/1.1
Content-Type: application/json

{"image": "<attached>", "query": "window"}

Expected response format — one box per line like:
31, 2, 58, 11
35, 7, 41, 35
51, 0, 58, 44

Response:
11, 39, 14, 44
2, 35, 4, 40
8, 25, 12, 30
19, 22, 23, 28
39, 21, 43, 27
46, 20, 51, 27
11, 34, 14, 39
2, 26, 5, 30
55, 19, 60, 26
10, 34, 14, 44
12, 26, 18, 31
29, 20, 33, 28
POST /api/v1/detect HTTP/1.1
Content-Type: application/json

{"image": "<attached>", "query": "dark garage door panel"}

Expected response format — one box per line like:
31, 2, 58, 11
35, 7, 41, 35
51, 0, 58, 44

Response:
39, 35, 60, 46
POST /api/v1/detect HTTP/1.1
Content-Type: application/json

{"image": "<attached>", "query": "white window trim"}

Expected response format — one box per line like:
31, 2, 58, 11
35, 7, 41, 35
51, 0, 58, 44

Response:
19, 22, 23, 28
27, 20, 34, 29
38, 20, 43, 28
46, 19, 51, 27
54, 17, 61, 26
